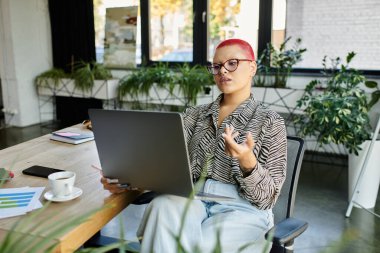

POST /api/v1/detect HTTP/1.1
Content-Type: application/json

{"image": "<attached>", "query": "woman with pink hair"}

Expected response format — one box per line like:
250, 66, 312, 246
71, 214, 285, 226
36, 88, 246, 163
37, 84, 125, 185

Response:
102, 38, 287, 253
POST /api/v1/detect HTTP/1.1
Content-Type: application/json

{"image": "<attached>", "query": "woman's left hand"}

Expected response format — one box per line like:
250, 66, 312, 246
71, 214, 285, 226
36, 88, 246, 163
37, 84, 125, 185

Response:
222, 125, 257, 172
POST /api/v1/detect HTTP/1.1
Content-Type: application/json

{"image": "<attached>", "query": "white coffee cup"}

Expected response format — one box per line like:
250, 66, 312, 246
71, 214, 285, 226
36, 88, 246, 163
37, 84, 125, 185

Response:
48, 171, 76, 197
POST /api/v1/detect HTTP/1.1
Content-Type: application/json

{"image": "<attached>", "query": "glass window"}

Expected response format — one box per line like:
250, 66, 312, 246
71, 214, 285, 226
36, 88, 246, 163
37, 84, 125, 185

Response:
149, 0, 193, 62
271, 0, 286, 49
208, 0, 260, 62
93, 0, 141, 66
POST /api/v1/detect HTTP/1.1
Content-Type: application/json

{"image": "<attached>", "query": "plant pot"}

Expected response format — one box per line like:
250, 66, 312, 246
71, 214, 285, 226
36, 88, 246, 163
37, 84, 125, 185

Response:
121, 83, 216, 107
252, 87, 306, 138
37, 78, 75, 96
348, 139, 380, 209
37, 79, 119, 100
251, 87, 305, 114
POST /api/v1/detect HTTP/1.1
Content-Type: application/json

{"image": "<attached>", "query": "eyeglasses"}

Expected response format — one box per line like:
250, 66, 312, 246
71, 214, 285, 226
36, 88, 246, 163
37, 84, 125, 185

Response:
207, 59, 252, 75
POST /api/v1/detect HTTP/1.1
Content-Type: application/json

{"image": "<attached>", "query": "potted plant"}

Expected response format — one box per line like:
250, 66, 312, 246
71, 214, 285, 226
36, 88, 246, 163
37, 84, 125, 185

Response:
71, 61, 118, 99
255, 37, 307, 88
177, 64, 214, 107
35, 62, 119, 100
252, 38, 307, 122
118, 63, 214, 111
34, 68, 69, 88
295, 52, 380, 208
118, 63, 177, 110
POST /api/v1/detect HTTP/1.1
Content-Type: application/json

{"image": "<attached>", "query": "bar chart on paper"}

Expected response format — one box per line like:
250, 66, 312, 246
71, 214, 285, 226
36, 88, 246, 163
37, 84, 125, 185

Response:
0, 191, 35, 208
0, 187, 44, 219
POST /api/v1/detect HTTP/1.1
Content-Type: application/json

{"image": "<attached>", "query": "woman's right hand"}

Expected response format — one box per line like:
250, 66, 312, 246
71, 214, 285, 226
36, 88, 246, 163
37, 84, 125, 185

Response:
100, 177, 129, 194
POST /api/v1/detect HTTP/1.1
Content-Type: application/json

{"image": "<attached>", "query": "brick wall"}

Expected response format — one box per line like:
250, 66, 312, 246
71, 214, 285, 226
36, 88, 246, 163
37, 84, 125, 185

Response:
286, 0, 380, 70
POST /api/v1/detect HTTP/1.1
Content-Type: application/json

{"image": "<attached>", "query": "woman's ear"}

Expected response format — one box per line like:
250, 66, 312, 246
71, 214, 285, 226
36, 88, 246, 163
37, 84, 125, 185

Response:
250, 61, 257, 77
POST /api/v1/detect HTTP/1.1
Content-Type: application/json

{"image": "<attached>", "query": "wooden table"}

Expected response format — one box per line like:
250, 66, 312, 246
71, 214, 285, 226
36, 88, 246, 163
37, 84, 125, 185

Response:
0, 125, 140, 252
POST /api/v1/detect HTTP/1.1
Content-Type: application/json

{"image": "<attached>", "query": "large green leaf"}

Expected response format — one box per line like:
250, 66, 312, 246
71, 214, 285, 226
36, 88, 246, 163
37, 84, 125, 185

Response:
365, 80, 378, 89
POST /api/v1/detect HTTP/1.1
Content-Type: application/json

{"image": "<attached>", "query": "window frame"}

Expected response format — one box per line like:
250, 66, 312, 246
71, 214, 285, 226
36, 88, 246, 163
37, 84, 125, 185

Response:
139, 0, 380, 75
140, 0, 271, 67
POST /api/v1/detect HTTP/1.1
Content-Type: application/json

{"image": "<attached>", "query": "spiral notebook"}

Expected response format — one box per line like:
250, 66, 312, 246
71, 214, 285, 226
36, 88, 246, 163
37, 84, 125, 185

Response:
50, 131, 94, 144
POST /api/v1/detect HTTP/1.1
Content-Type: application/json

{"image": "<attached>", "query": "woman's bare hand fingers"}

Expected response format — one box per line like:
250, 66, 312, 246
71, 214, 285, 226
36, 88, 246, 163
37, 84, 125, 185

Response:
100, 177, 128, 194
222, 127, 257, 160
245, 132, 255, 149
100, 177, 108, 184
232, 131, 239, 139
223, 129, 241, 155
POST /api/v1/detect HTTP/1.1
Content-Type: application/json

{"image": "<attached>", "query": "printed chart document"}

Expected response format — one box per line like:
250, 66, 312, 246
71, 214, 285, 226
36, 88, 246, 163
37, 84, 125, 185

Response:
50, 131, 94, 145
0, 187, 44, 219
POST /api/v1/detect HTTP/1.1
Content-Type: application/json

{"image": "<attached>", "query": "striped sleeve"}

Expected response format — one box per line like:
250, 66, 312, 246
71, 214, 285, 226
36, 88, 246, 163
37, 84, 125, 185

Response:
182, 106, 200, 144
235, 114, 287, 209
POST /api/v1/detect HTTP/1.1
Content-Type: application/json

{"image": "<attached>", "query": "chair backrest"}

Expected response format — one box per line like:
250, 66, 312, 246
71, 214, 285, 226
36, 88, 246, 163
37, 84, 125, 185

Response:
273, 136, 305, 224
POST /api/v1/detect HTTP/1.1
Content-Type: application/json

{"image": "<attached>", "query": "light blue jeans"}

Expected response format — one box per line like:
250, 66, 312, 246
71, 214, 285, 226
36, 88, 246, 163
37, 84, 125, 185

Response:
137, 179, 274, 253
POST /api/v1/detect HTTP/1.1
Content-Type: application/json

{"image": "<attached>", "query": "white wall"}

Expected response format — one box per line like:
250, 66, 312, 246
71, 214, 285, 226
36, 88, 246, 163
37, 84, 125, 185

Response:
286, 0, 380, 70
0, 0, 52, 127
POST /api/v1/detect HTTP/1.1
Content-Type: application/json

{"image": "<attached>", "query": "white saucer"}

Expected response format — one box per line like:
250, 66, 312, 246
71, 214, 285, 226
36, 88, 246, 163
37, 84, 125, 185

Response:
44, 187, 83, 202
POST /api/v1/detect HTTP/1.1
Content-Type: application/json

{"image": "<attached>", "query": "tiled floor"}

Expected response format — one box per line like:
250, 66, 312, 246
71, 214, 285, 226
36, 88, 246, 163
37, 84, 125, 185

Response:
294, 155, 380, 253
1, 123, 379, 253
0, 123, 54, 150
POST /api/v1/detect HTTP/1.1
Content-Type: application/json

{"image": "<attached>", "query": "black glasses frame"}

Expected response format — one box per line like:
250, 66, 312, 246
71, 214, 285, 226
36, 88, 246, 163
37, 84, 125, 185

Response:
207, 59, 252, 75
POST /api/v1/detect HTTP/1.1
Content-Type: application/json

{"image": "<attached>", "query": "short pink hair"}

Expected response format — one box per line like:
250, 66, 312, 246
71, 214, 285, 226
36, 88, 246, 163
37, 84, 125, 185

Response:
216, 38, 255, 61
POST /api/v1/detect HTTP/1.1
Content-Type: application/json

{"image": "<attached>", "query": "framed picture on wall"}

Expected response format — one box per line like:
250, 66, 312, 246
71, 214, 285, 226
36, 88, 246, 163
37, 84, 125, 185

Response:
104, 6, 138, 68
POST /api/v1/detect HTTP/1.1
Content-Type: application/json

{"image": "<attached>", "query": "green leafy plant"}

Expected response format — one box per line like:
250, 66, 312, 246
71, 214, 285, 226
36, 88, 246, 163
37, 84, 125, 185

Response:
34, 68, 69, 88
35, 62, 113, 93
255, 37, 307, 88
144, 62, 177, 93
365, 79, 380, 108
118, 63, 213, 110
177, 64, 214, 106
0, 202, 136, 253
118, 63, 176, 99
295, 52, 379, 155
72, 61, 113, 92
254, 45, 271, 87
0, 202, 141, 253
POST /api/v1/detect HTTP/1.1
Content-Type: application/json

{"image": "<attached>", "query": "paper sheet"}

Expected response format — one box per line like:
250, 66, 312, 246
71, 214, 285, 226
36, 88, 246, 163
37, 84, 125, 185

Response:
0, 187, 45, 219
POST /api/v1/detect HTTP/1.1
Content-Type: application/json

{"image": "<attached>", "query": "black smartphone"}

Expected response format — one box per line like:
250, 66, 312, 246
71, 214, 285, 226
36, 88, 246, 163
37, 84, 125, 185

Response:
22, 165, 65, 178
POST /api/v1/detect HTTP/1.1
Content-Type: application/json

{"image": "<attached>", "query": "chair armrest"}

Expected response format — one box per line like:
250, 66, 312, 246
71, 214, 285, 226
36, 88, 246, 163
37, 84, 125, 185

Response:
265, 217, 308, 245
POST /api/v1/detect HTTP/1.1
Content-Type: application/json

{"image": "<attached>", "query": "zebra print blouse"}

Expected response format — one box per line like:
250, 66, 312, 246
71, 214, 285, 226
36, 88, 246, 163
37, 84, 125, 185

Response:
183, 93, 287, 210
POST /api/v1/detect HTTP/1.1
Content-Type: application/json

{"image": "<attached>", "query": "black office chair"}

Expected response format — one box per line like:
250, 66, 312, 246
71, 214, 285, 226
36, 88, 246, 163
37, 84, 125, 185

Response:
85, 136, 307, 253
265, 136, 308, 253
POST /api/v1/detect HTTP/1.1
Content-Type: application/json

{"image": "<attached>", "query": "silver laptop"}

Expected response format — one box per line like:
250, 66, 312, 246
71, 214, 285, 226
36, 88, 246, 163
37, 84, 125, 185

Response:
89, 109, 233, 200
